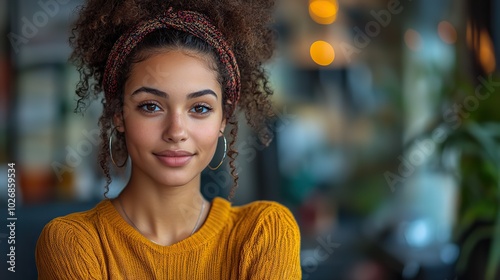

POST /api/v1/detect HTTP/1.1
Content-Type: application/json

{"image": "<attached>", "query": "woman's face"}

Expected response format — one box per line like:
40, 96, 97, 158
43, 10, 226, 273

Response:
116, 49, 225, 187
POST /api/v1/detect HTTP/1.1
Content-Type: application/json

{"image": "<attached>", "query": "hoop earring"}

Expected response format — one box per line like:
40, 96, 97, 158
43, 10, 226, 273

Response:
109, 127, 127, 168
209, 132, 227, 170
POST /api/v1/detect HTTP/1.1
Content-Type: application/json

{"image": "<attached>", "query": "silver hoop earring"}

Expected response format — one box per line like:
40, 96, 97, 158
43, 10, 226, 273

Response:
209, 132, 227, 170
109, 127, 127, 168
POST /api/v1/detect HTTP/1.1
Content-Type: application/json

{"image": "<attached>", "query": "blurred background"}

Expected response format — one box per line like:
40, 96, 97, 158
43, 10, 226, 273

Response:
1, 0, 500, 279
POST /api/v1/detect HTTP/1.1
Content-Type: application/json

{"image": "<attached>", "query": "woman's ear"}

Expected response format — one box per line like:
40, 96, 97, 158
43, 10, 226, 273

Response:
113, 112, 125, 133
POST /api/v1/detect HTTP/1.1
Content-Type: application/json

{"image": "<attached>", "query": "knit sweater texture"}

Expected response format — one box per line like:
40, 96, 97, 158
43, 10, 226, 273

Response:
35, 197, 301, 279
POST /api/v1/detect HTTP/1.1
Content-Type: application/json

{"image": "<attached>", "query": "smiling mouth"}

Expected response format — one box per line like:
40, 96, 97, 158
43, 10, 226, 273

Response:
153, 150, 194, 167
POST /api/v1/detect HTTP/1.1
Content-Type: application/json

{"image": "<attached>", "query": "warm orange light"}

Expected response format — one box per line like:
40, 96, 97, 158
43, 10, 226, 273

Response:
404, 29, 422, 51
310, 0, 337, 18
438, 21, 457, 44
309, 0, 338, 25
479, 29, 496, 73
310, 40, 335, 66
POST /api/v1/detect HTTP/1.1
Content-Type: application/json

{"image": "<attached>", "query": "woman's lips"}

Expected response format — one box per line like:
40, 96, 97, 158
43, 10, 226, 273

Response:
154, 150, 194, 167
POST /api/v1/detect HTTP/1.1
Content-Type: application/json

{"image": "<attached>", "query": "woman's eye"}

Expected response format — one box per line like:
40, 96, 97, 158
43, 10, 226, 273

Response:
139, 103, 161, 113
191, 105, 212, 114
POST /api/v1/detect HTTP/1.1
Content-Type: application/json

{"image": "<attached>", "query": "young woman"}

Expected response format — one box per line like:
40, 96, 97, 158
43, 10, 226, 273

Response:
35, 0, 301, 279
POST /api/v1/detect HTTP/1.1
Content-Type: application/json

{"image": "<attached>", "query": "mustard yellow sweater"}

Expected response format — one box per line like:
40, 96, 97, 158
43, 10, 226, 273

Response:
35, 197, 302, 279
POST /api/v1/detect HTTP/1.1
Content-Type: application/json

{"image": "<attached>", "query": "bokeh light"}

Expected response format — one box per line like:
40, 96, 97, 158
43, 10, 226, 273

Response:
437, 21, 457, 44
309, 0, 338, 25
310, 40, 335, 66
479, 28, 496, 73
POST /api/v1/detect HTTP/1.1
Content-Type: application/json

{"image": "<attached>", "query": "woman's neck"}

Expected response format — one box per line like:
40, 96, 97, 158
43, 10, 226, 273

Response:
111, 172, 209, 246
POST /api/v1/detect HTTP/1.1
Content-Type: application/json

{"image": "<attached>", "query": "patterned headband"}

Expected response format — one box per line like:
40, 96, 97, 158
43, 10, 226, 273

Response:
103, 8, 241, 116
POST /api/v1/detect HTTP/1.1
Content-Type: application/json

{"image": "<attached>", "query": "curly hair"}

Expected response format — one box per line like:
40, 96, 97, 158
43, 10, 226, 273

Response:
69, 0, 277, 199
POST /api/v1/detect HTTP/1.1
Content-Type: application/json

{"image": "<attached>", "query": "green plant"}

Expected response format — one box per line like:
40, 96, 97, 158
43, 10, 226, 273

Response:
442, 122, 499, 278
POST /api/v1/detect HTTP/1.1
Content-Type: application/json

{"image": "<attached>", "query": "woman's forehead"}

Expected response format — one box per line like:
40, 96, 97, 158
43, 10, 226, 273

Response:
125, 50, 222, 97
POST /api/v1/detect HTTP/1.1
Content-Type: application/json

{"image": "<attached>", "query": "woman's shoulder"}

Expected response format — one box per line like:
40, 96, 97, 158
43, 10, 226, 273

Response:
227, 199, 299, 231
36, 200, 109, 278
225, 199, 302, 279
233, 199, 293, 216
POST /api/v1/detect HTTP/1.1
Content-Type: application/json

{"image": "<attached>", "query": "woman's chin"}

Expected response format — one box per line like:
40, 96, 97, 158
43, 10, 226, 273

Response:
153, 173, 200, 188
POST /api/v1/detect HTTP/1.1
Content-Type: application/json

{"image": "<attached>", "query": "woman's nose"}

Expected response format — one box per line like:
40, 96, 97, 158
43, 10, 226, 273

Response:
162, 113, 188, 143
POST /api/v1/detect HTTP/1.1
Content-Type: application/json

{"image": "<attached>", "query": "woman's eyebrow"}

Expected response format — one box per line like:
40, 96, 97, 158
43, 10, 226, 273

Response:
131, 87, 217, 100
186, 89, 218, 100
131, 87, 167, 98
